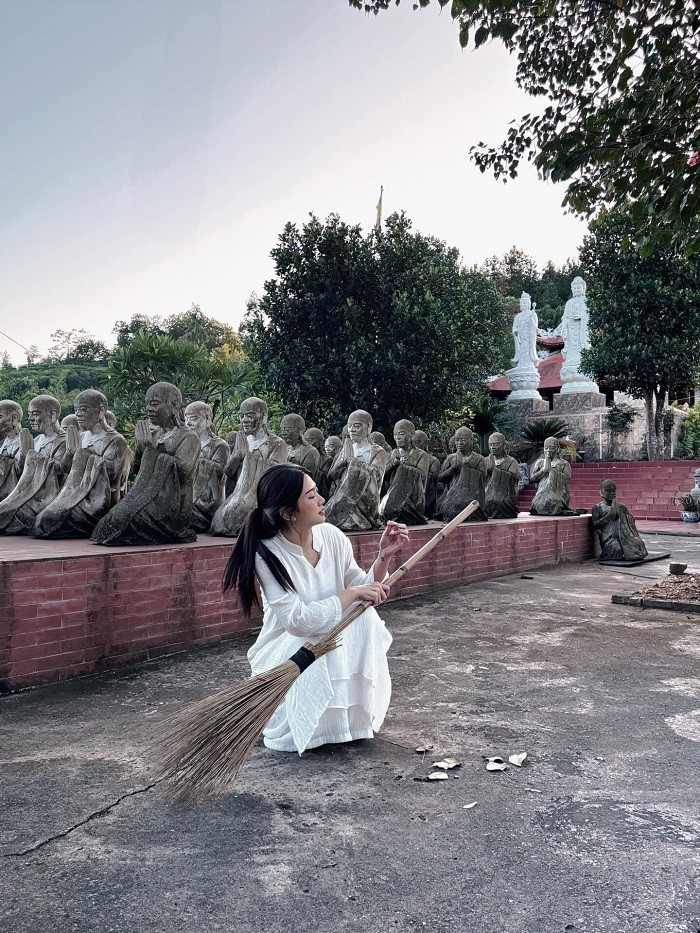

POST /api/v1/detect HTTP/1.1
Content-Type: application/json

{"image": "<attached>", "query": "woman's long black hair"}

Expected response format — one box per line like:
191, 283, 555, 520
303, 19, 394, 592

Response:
223, 463, 307, 616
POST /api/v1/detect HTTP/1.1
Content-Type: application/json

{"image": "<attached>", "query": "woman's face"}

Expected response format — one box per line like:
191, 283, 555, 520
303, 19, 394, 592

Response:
292, 473, 326, 527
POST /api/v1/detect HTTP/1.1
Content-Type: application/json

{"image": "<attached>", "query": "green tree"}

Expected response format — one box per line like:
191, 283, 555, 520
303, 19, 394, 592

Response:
580, 210, 700, 460
112, 304, 242, 354
105, 332, 258, 434
242, 212, 508, 434
47, 329, 108, 364
351, 0, 700, 257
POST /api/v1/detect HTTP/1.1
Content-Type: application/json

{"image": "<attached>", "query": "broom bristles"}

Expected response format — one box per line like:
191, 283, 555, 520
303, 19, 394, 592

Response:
156, 660, 300, 801
155, 635, 341, 801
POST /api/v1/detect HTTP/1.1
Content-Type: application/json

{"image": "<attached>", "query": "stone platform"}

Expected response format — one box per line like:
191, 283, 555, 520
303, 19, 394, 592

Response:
0, 515, 594, 692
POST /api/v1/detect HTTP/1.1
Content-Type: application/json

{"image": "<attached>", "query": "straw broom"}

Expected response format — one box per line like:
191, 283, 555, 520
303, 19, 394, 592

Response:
157, 499, 481, 801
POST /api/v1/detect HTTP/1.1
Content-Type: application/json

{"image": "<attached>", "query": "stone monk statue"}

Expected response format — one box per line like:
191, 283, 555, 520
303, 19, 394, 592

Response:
0, 395, 67, 535
92, 382, 200, 546
436, 426, 488, 522
280, 413, 320, 478
529, 437, 572, 516
325, 409, 388, 531
33, 390, 130, 539
210, 396, 288, 537
184, 401, 230, 533
380, 419, 431, 525
0, 400, 23, 503
304, 428, 333, 498
484, 432, 520, 519
370, 431, 392, 454
414, 429, 440, 519
592, 480, 648, 562
512, 291, 540, 369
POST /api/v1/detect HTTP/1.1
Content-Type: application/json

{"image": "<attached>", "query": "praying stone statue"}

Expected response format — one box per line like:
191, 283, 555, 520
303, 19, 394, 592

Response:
0, 395, 67, 535
92, 382, 200, 546
280, 413, 320, 477
436, 426, 488, 522
33, 390, 130, 539
323, 435, 343, 498
61, 414, 79, 430
558, 276, 600, 394
184, 401, 230, 533
529, 437, 572, 516
325, 410, 387, 531
210, 397, 288, 537
592, 480, 648, 562
414, 429, 440, 519
507, 292, 543, 401
370, 431, 392, 454
0, 400, 23, 503
304, 428, 333, 498
380, 420, 431, 525
484, 432, 520, 519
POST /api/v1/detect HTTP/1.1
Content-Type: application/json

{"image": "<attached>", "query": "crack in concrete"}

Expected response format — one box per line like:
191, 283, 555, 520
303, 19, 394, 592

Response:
2, 779, 164, 858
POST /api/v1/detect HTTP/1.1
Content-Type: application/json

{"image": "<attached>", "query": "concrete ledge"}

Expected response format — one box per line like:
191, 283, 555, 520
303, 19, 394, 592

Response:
611, 594, 700, 615
0, 514, 594, 692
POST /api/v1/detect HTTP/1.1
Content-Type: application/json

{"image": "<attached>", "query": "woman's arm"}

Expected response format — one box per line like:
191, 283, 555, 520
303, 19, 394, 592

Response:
256, 556, 389, 638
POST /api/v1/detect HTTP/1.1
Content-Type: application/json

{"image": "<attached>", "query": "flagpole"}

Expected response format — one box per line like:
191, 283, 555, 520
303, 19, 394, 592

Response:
375, 185, 383, 230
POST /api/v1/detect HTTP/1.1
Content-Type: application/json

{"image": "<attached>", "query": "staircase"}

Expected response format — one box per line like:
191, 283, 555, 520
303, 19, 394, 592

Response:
516, 461, 700, 520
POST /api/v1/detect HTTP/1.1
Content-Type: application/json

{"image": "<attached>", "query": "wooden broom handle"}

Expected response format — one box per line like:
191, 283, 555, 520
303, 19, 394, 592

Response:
318, 500, 481, 646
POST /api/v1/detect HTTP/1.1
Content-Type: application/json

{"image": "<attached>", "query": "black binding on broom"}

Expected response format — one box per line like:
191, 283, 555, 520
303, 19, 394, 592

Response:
289, 646, 316, 673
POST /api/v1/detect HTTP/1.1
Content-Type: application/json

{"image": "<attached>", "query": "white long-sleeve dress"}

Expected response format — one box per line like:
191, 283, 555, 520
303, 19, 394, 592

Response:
248, 522, 393, 754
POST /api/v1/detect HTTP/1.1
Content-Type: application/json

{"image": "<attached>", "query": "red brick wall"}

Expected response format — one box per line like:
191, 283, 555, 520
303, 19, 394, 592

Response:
517, 460, 700, 520
1, 516, 593, 692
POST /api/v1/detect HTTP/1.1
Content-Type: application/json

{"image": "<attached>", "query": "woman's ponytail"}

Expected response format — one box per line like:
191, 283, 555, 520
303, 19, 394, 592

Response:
222, 464, 307, 616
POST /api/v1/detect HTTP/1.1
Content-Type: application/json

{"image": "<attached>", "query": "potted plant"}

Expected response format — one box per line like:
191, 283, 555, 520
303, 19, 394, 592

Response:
673, 494, 700, 522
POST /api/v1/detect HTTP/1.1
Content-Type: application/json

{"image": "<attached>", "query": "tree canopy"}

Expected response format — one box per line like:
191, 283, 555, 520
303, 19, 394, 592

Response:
113, 303, 243, 354
580, 209, 700, 459
242, 212, 508, 434
350, 0, 700, 257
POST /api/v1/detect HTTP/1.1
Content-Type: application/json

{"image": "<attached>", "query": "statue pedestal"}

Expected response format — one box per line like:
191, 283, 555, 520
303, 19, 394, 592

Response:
507, 398, 550, 419
507, 366, 542, 401
553, 392, 607, 414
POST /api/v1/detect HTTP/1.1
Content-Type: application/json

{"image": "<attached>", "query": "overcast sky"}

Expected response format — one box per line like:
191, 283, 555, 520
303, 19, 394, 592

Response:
0, 0, 586, 364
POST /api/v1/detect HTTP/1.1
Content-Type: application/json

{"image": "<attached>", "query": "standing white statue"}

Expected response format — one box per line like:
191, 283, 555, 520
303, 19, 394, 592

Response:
559, 276, 600, 394
507, 291, 543, 400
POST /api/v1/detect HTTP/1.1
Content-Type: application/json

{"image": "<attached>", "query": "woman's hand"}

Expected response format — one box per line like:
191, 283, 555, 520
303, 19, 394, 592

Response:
351, 582, 391, 606
378, 520, 409, 559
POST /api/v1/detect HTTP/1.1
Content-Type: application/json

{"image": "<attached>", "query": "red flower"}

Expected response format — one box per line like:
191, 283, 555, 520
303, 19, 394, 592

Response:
689, 151, 699, 167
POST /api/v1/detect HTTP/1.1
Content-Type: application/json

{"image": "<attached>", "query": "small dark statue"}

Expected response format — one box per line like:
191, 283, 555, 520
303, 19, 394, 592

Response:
591, 479, 648, 562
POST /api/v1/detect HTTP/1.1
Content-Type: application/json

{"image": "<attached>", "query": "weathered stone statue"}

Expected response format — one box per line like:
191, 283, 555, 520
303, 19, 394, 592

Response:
325, 410, 387, 531
184, 401, 230, 533
558, 276, 600, 394
414, 429, 440, 519
529, 437, 572, 516
507, 292, 543, 401
210, 397, 288, 537
380, 420, 431, 525
105, 411, 118, 429
592, 480, 648, 562
370, 431, 392, 454
61, 414, 79, 430
484, 432, 520, 519
690, 468, 700, 508
0, 401, 23, 503
92, 382, 200, 546
305, 428, 333, 498
33, 390, 130, 539
436, 427, 488, 522
0, 395, 68, 535
280, 414, 320, 477
325, 435, 342, 458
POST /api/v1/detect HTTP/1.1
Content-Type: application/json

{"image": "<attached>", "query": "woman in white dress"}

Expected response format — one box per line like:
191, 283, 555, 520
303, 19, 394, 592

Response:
224, 463, 409, 755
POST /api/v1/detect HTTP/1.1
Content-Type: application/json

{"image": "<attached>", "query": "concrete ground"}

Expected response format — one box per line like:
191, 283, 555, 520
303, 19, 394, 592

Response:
2, 533, 699, 933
